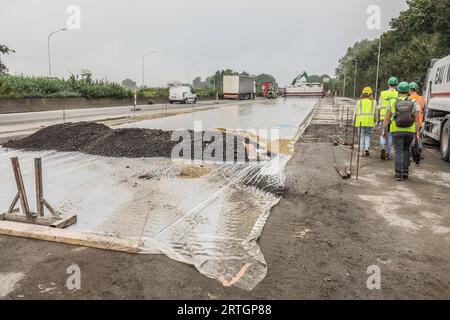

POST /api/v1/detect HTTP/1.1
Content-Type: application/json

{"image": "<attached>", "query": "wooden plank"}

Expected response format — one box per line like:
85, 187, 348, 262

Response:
35, 158, 44, 217
11, 157, 31, 215
42, 198, 59, 217
0, 220, 142, 254
2, 212, 58, 226
335, 165, 351, 180
7, 193, 19, 214
50, 214, 77, 229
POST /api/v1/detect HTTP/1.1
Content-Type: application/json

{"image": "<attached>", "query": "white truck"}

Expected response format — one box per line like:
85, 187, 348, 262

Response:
223, 75, 256, 100
169, 86, 197, 104
423, 54, 450, 161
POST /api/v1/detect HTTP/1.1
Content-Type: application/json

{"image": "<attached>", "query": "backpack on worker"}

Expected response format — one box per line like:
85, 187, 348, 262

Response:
393, 99, 415, 128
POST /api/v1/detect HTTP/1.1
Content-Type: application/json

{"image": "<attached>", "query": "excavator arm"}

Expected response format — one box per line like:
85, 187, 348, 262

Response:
291, 71, 310, 86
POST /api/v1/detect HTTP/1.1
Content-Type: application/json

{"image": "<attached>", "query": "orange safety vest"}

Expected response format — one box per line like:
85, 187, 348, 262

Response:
409, 93, 423, 128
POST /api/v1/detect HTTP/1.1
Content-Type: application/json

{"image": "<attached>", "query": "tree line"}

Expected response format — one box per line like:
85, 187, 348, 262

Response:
334, 0, 450, 98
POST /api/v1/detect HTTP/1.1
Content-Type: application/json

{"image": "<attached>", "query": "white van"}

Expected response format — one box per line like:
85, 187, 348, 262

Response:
169, 86, 197, 104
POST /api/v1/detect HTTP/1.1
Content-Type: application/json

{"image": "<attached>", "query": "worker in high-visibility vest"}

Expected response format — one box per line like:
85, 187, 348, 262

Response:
377, 77, 399, 160
354, 87, 376, 156
383, 82, 420, 181
409, 82, 424, 129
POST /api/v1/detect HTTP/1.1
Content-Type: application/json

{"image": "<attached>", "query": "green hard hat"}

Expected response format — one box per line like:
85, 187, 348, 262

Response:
409, 82, 419, 91
397, 81, 410, 93
388, 77, 399, 86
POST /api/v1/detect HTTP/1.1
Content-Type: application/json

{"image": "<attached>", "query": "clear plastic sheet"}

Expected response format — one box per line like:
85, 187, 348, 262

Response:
0, 98, 317, 290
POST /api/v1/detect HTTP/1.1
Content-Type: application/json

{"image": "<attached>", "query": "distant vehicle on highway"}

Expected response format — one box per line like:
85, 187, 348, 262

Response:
285, 71, 324, 97
169, 86, 197, 104
423, 54, 450, 161
261, 82, 278, 99
223, 75, 256, 100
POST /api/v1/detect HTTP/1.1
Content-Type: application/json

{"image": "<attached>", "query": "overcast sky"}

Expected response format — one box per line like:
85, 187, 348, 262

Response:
1, 0, 407, 86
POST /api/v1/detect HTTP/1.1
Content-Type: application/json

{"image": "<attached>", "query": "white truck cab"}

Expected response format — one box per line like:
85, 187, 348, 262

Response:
169, 86, 197, 104
423, 54, 450, 161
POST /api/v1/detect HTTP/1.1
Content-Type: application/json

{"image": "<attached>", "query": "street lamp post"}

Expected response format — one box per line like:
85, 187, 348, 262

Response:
342, 64, 347, 97
353, 59, 358, 98
142, 51, 157, 88
375, 38, 382, 101
48, 28, 67, 77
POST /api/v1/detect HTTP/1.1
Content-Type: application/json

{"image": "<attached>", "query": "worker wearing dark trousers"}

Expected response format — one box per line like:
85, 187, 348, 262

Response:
392, 132, 415, 178
383, 82, 420, 181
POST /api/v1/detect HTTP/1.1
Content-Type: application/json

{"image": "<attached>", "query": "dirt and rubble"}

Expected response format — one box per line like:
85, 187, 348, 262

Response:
2, 122, 266, 162
0, 98, 449, 299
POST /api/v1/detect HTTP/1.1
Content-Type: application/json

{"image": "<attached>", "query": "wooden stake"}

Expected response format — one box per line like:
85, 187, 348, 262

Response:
11, 157, 31, 216
35, 158, 44, 216
42, 198, 59, 217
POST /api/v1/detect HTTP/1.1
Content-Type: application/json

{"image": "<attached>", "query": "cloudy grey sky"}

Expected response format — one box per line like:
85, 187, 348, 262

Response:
1, 0, 407, 86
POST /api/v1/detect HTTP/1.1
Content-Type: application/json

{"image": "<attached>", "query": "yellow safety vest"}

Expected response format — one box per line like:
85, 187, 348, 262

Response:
379, 89, 398, 121
355, 98, 376, 127
389, 97, 417, 133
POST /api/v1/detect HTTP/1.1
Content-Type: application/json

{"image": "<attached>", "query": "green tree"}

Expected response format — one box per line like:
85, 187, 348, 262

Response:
122, 78, 138, 89
0, 44, 15, 75
255, 73, 276, 85
334, 0, 450, 98
80, 69, 92, 83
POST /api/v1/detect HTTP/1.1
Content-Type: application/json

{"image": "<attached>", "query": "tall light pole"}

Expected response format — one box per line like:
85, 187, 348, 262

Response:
187, 62, 200, 85
342, 64, 347, 97
142, 51, 157, 88
353, 59, 358, 98
375, 37, 382, 101
48, 28, 67, 77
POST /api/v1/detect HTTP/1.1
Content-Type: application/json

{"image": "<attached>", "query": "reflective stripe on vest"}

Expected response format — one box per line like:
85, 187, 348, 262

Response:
379, 90, 398, 120
355, 99, 375, 127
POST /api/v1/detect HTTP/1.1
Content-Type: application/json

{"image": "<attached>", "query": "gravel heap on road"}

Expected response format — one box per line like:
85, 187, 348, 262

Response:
3, 122, 263, 161
4, 122, 111, 152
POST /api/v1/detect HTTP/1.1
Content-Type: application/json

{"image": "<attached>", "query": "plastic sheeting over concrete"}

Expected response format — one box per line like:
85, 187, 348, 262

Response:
0, 98, 317, 290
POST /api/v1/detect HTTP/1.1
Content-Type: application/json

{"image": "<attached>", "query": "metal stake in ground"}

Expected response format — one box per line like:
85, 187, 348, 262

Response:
356, 123, 362, 181
349, 119, 357, 172
345, 106, 350, 141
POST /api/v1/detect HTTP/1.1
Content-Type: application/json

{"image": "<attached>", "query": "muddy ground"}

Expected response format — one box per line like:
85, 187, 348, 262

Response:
1, 101, 449, 299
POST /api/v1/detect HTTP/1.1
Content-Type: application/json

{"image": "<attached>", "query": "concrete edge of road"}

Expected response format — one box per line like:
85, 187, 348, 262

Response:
0, 220, 142, 254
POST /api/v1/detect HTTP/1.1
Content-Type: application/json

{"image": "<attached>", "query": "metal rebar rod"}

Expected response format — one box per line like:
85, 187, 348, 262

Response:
356, 123, 362, 181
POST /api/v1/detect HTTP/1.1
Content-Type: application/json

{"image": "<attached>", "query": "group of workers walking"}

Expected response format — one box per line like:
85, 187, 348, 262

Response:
353, 77, 422, 181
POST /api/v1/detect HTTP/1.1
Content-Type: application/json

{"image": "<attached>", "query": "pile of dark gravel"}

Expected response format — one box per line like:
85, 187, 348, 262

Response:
4, 122, 111, 152
3, 122, 265, 162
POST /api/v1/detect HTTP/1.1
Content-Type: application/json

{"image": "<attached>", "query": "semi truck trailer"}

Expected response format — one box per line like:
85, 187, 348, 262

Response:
423, 54, 450, 161
223, 75, 256, 100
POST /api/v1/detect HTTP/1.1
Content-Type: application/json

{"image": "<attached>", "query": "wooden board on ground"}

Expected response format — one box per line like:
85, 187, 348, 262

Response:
0, 220, 143, 254
0, 212, 77, 229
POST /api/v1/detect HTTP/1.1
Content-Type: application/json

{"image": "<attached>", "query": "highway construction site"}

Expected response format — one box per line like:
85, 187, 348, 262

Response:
0, 97, 449, 299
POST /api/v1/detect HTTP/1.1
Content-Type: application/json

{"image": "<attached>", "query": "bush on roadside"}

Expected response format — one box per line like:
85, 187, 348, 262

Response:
138, 87, 169, 98
0, 74, 133, 99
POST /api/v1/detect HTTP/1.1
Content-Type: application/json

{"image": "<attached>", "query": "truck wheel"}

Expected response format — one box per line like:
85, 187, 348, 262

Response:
440, 120, 450, 161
